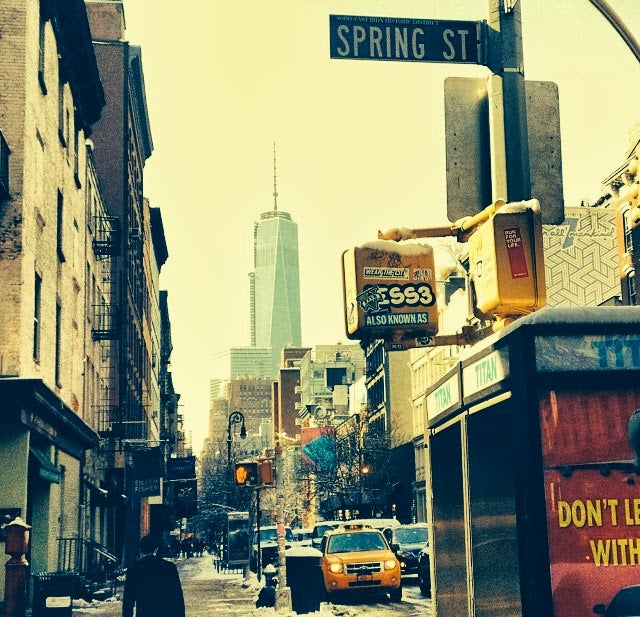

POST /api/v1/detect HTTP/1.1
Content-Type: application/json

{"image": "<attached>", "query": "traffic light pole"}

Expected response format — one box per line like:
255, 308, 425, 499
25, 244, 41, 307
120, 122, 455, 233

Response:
274, 440, 292, 613
256, 487, 262, 581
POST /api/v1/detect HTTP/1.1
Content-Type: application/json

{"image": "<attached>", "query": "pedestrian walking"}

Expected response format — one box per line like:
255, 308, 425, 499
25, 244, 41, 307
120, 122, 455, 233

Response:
122, 535, 185, 617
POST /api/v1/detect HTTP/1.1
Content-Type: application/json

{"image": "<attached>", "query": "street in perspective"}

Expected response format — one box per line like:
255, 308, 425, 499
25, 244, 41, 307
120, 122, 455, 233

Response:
1, 1, 640, 617
70, 554, 432, 617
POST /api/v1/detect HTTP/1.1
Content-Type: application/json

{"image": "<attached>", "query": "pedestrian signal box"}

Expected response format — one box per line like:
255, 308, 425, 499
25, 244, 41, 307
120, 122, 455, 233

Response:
234, 462, 259, 487
468, 199, 545, 319
259, 460, 274, 486
342, 241, 439, 349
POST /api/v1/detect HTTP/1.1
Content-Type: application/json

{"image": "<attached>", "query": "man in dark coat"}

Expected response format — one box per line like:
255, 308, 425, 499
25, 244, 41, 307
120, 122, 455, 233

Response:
123, 535, 185, 617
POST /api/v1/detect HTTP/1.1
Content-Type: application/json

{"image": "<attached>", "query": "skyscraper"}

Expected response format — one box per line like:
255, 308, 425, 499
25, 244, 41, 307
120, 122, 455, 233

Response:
250, 146, 302, 374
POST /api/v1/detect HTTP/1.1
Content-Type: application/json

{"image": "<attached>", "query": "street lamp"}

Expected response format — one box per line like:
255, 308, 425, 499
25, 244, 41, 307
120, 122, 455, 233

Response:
226, 411, 247, 502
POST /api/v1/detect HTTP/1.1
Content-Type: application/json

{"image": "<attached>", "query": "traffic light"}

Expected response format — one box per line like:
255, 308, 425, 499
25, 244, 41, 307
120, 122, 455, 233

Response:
467, 199, 546, 319
234, 462, 259, 487
259, 460, 274, 486
341, 241, 439, 349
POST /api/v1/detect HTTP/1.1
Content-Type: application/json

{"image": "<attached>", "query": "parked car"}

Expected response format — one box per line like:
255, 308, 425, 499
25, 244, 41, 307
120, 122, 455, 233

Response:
319, 522, 402, 603
310, 520, 343, 549
250, 525, 294, 572
349, 517, 401, 531
292, 528, 313, 546
383, 523, 428, 575
416, 541, 431, 597
593, 585, 640, 616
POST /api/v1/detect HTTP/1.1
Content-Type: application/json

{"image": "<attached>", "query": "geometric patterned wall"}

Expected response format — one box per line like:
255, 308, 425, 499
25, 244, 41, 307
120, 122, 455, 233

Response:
543, 206, 619, 306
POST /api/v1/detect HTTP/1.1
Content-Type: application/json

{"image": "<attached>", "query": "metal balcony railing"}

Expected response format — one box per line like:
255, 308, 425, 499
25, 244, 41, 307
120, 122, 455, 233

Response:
92, 303, 121, 341
96, 404, 122, 438
92, 215, 121, 256
58, 536, 122, 586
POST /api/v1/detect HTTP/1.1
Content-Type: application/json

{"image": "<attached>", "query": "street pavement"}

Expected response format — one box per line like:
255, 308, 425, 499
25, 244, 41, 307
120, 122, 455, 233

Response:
71, 554, 431, 617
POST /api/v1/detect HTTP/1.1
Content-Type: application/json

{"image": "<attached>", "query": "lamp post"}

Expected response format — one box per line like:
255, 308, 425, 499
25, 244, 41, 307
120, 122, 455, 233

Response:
226, 411, 247, 504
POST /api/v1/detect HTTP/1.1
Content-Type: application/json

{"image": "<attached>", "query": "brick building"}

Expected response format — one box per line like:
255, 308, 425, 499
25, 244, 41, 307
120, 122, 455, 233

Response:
0, 0, 104, 596
86, 1, 166, 565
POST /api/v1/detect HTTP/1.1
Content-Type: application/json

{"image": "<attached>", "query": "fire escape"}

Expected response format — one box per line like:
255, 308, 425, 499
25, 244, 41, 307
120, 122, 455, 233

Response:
92, 215, 122, 441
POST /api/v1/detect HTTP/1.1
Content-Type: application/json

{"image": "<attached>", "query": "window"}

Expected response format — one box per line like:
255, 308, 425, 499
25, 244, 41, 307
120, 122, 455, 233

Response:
55, 302, 62, 386
33, 273, 42, 362
628, 272, 637, 305
56, 190, 65, 262
58, 81, 67, 148
73, 126, 81, 186
38, 17, 47, 94
624, 209, 634, 254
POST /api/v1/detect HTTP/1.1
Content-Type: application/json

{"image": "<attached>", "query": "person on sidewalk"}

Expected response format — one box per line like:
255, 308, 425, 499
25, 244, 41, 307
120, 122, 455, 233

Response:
122, 535, 185, 617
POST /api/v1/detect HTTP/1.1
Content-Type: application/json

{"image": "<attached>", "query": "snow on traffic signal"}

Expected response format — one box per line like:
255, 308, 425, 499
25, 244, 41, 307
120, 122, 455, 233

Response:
341, 240, 439, 349
468, 199, 546, 319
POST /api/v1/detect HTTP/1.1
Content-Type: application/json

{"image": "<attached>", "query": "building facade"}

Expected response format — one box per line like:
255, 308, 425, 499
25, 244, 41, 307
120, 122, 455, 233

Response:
599, 125, 640, 305
0, 0, 104, 596
250, 203, 302, 374
227, 376, 273, 439
543, 205, 618, 306
86, 1, 169, 566
298, 344, 365, 427
273, 347, 310, 440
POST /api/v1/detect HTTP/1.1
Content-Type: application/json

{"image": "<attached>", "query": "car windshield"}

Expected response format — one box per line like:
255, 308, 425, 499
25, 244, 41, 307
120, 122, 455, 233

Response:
327, 532, 388, 554
256, 528, 294, 543
394, 527, 428, 545
315, 523, 339, 537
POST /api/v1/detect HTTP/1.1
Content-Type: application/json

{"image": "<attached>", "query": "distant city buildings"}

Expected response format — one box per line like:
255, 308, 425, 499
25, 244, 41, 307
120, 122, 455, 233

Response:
250, 193, 302, 374
209, 150, 302, 450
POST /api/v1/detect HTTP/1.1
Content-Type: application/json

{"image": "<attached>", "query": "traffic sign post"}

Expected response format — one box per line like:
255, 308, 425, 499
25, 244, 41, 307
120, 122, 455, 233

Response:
329, 2, 565, 225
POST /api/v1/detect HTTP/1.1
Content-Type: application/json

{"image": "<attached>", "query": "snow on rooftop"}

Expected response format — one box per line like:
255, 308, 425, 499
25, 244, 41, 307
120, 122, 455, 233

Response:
285, 545, 323, 557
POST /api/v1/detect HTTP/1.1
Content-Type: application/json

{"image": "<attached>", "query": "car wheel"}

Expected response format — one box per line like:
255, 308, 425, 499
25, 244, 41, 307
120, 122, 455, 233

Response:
389, 586, 402, 602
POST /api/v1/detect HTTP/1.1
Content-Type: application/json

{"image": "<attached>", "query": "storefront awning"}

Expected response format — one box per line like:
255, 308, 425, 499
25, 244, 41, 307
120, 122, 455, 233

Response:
0, 378, 99, 459
29, 447, 61, 484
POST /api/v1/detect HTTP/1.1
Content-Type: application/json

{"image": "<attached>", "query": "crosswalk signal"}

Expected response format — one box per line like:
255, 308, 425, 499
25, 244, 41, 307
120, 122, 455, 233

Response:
259, 460, 274, 486
467, 199, 546, 320
234, 462, 259, 487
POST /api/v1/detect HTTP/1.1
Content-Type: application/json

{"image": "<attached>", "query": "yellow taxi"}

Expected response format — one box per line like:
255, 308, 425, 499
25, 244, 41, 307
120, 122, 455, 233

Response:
319, 523, 402, 602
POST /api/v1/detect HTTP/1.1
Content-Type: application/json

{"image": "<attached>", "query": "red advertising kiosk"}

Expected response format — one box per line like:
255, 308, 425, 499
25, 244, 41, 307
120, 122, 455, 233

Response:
425, 306, 640, 617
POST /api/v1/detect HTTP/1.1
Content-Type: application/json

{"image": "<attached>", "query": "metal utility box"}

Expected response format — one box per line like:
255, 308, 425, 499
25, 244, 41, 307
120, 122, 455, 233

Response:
424, 307, 640, 617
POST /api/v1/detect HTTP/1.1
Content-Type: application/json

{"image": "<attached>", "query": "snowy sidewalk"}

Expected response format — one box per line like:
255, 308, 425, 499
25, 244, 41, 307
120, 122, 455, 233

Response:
71, 555, 338, 617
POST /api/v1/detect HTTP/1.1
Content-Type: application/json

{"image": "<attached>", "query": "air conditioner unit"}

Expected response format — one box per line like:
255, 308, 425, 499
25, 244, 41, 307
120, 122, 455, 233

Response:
294, 386, 302, 394
294, 402, 301, 410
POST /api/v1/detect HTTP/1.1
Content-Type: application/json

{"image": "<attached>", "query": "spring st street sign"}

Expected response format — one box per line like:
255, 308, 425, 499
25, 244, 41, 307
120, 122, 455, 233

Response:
329, 15, 484, 64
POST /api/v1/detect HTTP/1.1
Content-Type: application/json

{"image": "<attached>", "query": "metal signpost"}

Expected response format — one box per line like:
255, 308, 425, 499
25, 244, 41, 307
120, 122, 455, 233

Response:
329, 2, 552, 225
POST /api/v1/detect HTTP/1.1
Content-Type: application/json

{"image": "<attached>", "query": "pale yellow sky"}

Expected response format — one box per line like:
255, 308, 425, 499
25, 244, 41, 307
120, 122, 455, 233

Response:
121, 0, 640, 450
